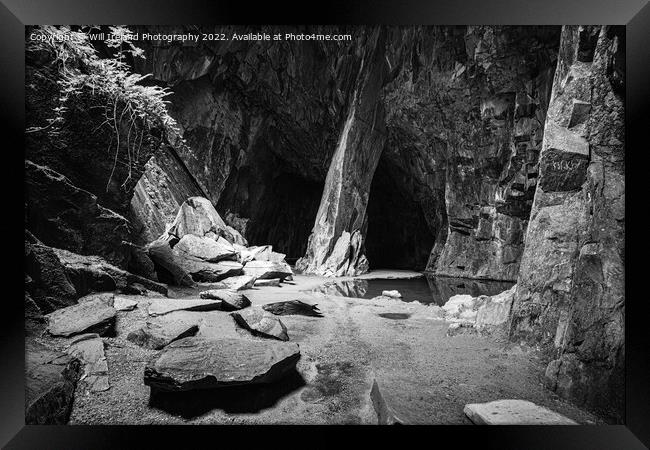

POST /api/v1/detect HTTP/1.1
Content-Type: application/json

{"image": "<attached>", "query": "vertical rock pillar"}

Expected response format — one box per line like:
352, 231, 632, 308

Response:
296, 29, 389, 276
509, 26, 625, 421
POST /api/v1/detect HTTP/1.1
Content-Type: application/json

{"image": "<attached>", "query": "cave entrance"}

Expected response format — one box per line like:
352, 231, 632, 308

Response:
364, 159, 435, 271
218, 167, 324, 264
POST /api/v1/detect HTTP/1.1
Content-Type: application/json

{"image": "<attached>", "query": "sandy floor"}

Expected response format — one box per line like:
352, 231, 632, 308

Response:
49, 273, 602, 425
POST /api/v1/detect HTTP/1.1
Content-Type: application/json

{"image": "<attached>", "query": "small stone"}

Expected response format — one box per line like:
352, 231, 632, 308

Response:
381, 290, 402, 298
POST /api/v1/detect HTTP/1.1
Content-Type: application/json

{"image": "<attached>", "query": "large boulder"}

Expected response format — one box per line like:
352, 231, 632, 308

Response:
167, 196, 240, 244
243, 260, 293, 281
143, 336, 301, 391
475, 285, 516, 332
46, 297, 117, 337
231, 307, 289, 341
25, 341, 82, 424
147, 239, 195, 286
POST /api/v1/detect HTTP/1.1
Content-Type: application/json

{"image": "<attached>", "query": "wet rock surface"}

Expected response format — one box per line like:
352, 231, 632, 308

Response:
143, 337, 301, 391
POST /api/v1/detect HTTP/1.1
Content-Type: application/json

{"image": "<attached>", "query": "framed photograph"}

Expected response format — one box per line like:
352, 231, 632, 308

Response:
4, 0, 648, 448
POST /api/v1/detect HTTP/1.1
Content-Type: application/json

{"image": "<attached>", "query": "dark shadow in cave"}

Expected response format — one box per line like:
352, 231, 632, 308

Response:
218, 161, 323, 263
365, 158, 435, 271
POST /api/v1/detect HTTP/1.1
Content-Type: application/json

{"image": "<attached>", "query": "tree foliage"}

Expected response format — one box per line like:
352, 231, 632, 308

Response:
26, 25, 184, 190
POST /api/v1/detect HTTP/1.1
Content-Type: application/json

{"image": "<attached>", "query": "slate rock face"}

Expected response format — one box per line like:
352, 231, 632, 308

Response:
509, 26, 625, 422
53, 247, 168, 297
46, 298, 117, 337
25, 341, 82, 424
143, 337, 300, 391
538, 148, 589, 192
296, 29, 389, 277
25, 160, 132, 268
24, 236, 77, 314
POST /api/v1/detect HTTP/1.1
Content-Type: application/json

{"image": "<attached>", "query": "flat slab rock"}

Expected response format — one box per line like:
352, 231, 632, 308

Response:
144, 336, 300, 391
26, 341, 82, 424
464, 399, 578, 425
147, 298, 223, 317
199, 289, 251, 310
128, 311, 200, 350
46, 297, 117, 337
66, 333, 110, 392
231, 307, 289, 341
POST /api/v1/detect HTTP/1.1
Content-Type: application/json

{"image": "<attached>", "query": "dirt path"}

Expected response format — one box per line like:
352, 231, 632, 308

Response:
64, 274, 601, 425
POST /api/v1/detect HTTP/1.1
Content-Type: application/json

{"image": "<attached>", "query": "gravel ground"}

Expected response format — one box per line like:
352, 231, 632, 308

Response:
36, 273, 603, 425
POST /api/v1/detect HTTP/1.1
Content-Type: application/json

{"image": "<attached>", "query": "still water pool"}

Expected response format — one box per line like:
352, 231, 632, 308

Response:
312, 275, 514, 306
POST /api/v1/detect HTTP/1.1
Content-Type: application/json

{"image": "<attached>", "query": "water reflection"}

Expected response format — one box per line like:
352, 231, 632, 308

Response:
313, 275, 514, 306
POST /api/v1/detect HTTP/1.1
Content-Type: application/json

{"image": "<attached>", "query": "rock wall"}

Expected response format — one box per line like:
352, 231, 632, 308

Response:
296, 29, 389, 276
130, 26, 560, 278
508, 26, 625, 422
379, 26, 558, 279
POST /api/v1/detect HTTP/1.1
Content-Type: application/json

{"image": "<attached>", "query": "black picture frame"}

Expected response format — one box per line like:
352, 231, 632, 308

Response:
3, 0, 648, 448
